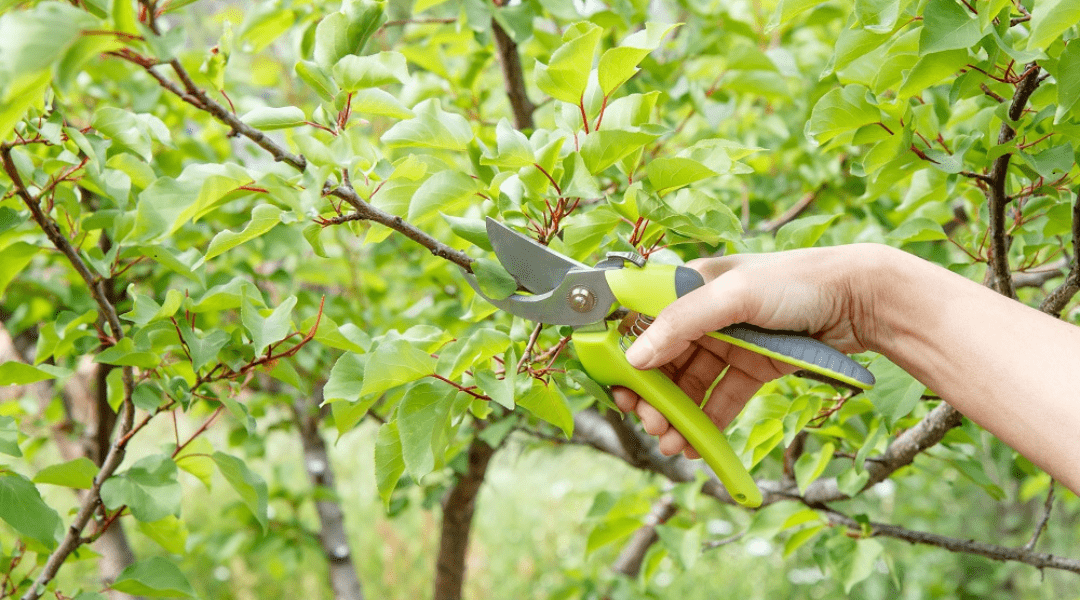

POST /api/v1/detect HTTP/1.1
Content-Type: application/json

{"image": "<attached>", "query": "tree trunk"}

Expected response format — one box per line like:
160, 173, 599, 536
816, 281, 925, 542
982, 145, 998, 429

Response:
292, 393, 365, 600
433, 437, 495, 600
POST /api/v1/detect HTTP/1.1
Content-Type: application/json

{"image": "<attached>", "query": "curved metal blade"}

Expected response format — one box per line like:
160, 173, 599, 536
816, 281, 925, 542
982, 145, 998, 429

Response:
486, 217, 589, 294
462, 268, 615, 327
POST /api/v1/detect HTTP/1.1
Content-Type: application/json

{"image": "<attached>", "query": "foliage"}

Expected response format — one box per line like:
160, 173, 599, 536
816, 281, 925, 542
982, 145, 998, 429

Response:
0, 0, 1078, 598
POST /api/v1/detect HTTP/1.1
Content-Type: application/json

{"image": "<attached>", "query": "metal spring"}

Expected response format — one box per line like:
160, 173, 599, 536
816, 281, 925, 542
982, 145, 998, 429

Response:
618, 313, 654, 351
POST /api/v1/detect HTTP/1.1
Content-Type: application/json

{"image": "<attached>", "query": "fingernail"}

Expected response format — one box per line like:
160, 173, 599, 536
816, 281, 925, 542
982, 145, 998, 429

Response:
625, 336, 655, 369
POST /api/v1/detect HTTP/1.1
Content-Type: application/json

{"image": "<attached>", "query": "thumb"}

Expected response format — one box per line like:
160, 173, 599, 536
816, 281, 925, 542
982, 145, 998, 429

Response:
624, 269, 756, 370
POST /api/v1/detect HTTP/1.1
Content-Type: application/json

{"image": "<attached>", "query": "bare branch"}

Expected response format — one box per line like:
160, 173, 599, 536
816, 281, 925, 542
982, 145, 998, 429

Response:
1025, 482, 1056, 552
824, 509, 1080, 574
491, 18, 535, 130
1040, 189, 1080, 316
291, 389, 365, 600
986, 64, 1043, 299
802, 403, 963, 504
2, 145, 137, 600
434, 437, 496, 600
612, 495, 676, 577
761, 184, 826, 234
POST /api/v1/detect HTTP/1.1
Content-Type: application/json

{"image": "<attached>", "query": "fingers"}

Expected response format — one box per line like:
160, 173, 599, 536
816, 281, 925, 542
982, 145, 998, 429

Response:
625, 268, 758, 371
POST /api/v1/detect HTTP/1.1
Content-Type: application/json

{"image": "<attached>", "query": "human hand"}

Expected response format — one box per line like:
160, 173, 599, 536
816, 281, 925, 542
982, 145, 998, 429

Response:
612, 245, 877, 459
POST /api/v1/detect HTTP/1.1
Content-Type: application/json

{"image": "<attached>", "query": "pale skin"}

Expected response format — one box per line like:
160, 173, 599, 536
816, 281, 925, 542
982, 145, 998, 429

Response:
613, 243, 1080, 495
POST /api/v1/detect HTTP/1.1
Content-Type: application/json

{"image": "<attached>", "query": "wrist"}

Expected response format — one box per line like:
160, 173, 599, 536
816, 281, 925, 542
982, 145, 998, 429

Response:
845, 243, 912, 356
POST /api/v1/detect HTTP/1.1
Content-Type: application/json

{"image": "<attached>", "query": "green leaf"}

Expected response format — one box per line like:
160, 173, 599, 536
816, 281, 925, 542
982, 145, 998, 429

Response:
408, 170, 481, 222
436, 329, 511, 380
0, 361, 57, 385
136, 515, 188, 555
1056, 41, 1080, 123
855, 0, 900, 33
656, 523, 703, 570
794, 442, 835, 494
597, 23, 679, 96
241, 292, 297, 356
0, 472, 61, 550
841, 539, 884, 592
1021, 143, 1075, 177
745, 418, 785, 465
122, 288, 183, 327
471, 257, 518, 300
175, 437, 214, 489
111, 557, 196, 597
100, 455, 181, 522
350, 88, 414, 120
0, 242, 38, 301
481, 118, 534, 168
1027, 0, 1080, 52
313, 1, 387, 70
442, 215, 492, 251
212, 451, 269, 532
359, 338, 437, 398
178, 323, 231, 373
586, 517, 642, 555
295, 60, 339, 101
332, 51, 408, 91
646, 157, 716, 196
475, 351, 518, 410
324, 352, 367, 403
806, 85, 882, 145
240, 106, 306, 130
887, 217, 947, 243
397, 381, 454, 481
0, 2, 98, 77
92, 107, 168, 161
784, 524, 825, 557
381, 99, 473, 151
200, 204, 284, 264
0, 416, 19, 457
534, 22, 603, 103
127, 163, 252, 243
517, 380, 574, 438
580, 130, 660, 174
775, 214, 841, 250
375, 420, 405, 509
34, 457, 99, 489
94, 338, 159, 369
920, 0, 983, 55
767, 0, 822, 31
865, 356, 925, 425
898, 49, 967, 98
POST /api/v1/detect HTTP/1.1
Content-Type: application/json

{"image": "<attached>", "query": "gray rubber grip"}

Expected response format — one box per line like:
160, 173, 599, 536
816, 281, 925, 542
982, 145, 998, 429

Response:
718, 324, 876, 389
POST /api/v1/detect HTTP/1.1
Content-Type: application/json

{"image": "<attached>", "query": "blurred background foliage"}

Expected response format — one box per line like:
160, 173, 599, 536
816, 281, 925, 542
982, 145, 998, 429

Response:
0, 0, 1078, 598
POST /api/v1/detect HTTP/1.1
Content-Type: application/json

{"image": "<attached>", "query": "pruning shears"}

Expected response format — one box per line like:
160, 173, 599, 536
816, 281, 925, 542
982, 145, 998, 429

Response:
464, 218, 875, 507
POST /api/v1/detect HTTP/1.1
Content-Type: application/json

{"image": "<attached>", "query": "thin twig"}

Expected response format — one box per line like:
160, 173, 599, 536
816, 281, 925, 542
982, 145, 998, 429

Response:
1025, 481, 1055, 551
824, 509, 1080, 574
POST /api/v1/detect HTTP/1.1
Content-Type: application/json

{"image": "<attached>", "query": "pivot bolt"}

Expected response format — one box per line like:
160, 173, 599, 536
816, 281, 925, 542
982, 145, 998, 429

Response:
568, 286, 596, 313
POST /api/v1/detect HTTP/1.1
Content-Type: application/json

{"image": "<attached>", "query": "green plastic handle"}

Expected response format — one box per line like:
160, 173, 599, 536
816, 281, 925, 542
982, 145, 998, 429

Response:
573, 326, 763, 507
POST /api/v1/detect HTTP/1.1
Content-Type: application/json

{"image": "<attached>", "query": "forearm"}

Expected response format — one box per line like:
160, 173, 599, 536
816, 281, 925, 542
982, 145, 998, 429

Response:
862, 244, 1080, 492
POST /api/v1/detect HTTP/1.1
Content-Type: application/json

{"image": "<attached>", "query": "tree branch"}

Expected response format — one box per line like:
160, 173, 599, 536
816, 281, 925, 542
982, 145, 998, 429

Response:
434, 437, 496, 600
113, 55, 474, 271
761, 184, 826, 234
824, 509, 1080, 574
291, 390, 365, 600
611, 494, 676, 577
490, 18, 535, 130
802, 403, 964, 504
1, 145, 137, 600
1039, 189, 1080, 317
986, 64, 1043, 299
